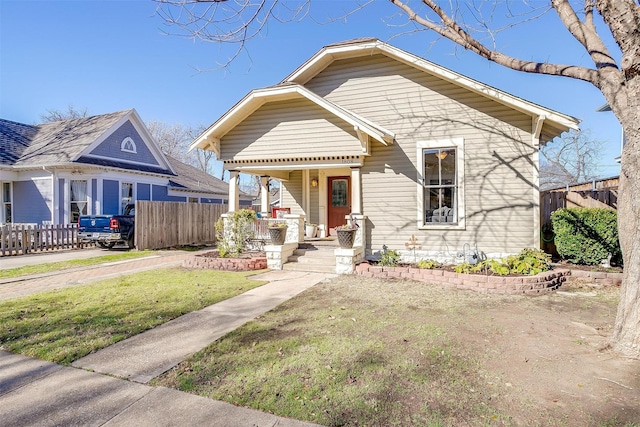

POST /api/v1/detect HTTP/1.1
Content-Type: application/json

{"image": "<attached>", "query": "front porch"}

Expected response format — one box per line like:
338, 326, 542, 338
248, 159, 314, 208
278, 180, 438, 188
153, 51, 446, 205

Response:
225, 211, 366, 274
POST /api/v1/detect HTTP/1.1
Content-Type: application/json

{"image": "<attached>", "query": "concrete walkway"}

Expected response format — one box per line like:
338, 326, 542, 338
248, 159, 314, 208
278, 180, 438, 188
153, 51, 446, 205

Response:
0, 251, 332, 426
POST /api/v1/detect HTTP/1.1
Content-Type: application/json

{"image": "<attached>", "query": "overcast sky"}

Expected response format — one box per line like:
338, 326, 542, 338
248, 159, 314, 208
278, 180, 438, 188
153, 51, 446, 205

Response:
1, 0, 623, 178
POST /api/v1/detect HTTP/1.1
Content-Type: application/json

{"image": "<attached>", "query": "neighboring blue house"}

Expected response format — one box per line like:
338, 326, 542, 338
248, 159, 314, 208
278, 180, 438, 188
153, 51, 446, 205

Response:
0, 109, 252, 225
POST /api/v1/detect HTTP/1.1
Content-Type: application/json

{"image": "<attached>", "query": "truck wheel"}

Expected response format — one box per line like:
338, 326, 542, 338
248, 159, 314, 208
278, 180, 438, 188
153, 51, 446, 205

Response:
127, 235, 135, 250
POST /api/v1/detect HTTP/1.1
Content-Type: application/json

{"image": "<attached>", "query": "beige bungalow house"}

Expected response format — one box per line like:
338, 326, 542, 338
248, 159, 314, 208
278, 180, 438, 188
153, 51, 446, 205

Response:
191, 38, 579, 271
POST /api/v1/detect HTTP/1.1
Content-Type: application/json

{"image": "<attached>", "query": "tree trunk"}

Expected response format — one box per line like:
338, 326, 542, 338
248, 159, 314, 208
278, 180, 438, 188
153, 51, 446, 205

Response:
610, 78, 640, 357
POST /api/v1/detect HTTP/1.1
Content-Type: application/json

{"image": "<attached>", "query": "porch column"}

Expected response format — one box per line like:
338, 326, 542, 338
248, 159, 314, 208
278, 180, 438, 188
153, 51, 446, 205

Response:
228, 171, 239, 212
350, 167, 362, 215
260, 176, 270, 217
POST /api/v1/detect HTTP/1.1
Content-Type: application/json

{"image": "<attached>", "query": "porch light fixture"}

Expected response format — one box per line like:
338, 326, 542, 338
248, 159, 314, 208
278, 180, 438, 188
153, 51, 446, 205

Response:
311, 178, 319, 187
435, 151, 448, 160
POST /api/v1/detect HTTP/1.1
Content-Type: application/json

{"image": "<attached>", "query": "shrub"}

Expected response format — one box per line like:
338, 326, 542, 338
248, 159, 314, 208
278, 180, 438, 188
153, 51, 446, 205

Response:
505, 248, 551, 275
551, 208, 621, 265
379, 249, 401, 267
416, 259, 441, 269
473, 259, 510, 276
454, 248, 550, 276
454, 262, 474, 274
215, 209, 257, 257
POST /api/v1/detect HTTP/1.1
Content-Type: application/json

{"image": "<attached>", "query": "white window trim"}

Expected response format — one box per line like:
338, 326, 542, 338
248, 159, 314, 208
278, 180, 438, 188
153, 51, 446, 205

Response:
120, 181, 136, 214
69, 179, 89, 223
1, 181, 13, 224
121, 137, 137, 154
416, 138, 466, 230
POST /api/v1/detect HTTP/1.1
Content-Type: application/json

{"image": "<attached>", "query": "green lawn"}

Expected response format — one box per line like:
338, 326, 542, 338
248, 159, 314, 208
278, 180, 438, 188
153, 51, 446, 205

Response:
0, 268, 265, 364
0, 250, 157, 279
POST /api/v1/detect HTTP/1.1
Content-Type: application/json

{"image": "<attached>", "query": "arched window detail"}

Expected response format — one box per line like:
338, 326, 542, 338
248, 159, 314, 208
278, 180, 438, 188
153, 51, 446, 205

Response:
121, 137, 137, 154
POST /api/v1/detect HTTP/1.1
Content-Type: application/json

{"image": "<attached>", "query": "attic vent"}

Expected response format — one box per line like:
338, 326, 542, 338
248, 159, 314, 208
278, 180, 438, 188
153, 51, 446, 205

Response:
121, 137, 137, 154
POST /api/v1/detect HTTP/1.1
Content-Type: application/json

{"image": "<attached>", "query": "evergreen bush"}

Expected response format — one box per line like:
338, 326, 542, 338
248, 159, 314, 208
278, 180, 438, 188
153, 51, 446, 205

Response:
550, 207, 621, 265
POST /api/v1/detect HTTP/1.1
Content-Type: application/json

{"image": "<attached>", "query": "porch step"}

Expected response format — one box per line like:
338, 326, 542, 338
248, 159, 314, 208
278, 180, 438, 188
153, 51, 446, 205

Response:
283, 243, 337, 274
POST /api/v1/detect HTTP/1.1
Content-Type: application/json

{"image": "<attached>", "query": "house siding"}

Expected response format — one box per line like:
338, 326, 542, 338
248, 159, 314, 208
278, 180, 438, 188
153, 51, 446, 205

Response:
202, 198, 224, 204
103, 179, 120, 214
221, 99, 363, 160
58, 178, 65, 224
137, 183, 151, 201
306, 54, 535, 255
13, 179, 52, 224
89, 120, 160, 166
309, 169, 320, 224
152, 185, 186, 202
280, 170, 305, 217
92, 179, 98, 214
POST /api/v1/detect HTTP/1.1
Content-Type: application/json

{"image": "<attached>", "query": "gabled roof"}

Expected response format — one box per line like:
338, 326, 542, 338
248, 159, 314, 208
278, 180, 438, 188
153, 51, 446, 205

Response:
166, 156, 250, 198
190, 83, 395, 155
0, 110, 175, 175
283, 38, 580, 143
1, 110, 130, 166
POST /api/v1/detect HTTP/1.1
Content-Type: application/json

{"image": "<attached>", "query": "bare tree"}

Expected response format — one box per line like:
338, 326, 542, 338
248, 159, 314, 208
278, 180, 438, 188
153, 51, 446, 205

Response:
156, 0, 640, 358
40, 105, 88, 123
540, 130, 604, 190
147, 120, 224, 178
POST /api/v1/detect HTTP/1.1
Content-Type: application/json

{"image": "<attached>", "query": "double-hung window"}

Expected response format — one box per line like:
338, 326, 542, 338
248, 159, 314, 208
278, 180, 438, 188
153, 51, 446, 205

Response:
70, 180, 88, 224
417, 139, 465, 229
2, 182, 12, 223
121, 182, 134, 214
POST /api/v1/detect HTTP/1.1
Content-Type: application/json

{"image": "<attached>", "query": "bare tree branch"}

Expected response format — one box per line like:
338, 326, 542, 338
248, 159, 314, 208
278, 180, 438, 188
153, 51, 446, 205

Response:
389, 0, 602, 84
40, 105, 88, 123
154, 0, 311, 70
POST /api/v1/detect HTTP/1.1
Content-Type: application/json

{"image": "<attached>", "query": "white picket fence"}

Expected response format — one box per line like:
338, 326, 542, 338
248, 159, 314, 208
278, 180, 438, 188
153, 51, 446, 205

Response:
1, 223, 92, 257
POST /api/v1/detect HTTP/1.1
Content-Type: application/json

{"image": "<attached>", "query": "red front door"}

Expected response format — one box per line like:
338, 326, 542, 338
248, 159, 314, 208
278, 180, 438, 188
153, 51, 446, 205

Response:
327, 176, 351, 235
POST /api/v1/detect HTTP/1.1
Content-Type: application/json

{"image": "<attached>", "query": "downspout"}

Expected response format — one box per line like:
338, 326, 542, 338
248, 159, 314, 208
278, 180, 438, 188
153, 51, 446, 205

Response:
43, 166, 56, 225
532, 115, 546, 249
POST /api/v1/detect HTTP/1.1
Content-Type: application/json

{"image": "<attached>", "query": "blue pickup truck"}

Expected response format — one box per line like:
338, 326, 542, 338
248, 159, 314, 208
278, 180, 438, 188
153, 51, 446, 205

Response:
78, 204, 136, 249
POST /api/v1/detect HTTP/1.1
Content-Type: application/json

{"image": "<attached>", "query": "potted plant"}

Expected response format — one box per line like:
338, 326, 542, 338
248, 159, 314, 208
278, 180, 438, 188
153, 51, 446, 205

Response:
305, 223, 317, 238
268, 221, 287, 245
335, 220, 358, 249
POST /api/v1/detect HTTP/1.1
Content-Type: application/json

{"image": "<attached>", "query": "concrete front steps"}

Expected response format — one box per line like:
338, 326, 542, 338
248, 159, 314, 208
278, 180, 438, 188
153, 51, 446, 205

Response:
283, 241, 338, 273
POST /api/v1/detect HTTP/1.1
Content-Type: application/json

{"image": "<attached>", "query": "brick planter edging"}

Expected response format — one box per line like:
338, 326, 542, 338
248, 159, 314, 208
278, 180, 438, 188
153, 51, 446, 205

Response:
183, 252, 267, 272
568, 269, 623, 286
354, 263, 571, 295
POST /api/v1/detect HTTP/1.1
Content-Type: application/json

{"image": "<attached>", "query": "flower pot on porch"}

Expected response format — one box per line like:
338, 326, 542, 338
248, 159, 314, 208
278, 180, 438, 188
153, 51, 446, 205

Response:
268, 226, 287, 245
336, 228, 356, 249
305, 224, 317, 238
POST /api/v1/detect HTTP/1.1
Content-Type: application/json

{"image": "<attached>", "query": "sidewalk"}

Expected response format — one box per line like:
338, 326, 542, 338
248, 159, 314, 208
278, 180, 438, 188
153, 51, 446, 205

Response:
0, 256, 332, 426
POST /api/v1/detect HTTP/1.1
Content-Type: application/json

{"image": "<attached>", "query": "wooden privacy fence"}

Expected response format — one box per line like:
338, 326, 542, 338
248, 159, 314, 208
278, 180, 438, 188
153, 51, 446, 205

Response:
540, 189, 618, 225
135, 201, 227, 250
1, 223, 89, 257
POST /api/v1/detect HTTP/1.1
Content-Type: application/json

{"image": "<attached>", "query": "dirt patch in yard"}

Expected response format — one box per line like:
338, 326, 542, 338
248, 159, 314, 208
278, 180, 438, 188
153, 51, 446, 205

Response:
156, 275, 639, 426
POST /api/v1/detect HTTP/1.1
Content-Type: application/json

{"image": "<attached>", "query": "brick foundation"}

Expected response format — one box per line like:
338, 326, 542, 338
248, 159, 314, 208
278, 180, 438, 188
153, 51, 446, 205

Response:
355, 263, 571, 295
183, 252, 267, 272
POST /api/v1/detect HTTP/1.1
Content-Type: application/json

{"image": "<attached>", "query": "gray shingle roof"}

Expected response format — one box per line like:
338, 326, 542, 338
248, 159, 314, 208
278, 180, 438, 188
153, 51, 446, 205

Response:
0, 110, 130, 166
0, 119, 38, 165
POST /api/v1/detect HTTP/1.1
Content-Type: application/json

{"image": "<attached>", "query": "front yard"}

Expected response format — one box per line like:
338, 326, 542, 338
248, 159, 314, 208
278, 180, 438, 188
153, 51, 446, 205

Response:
0, 264, 638, 426
153, 275, 639, 427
